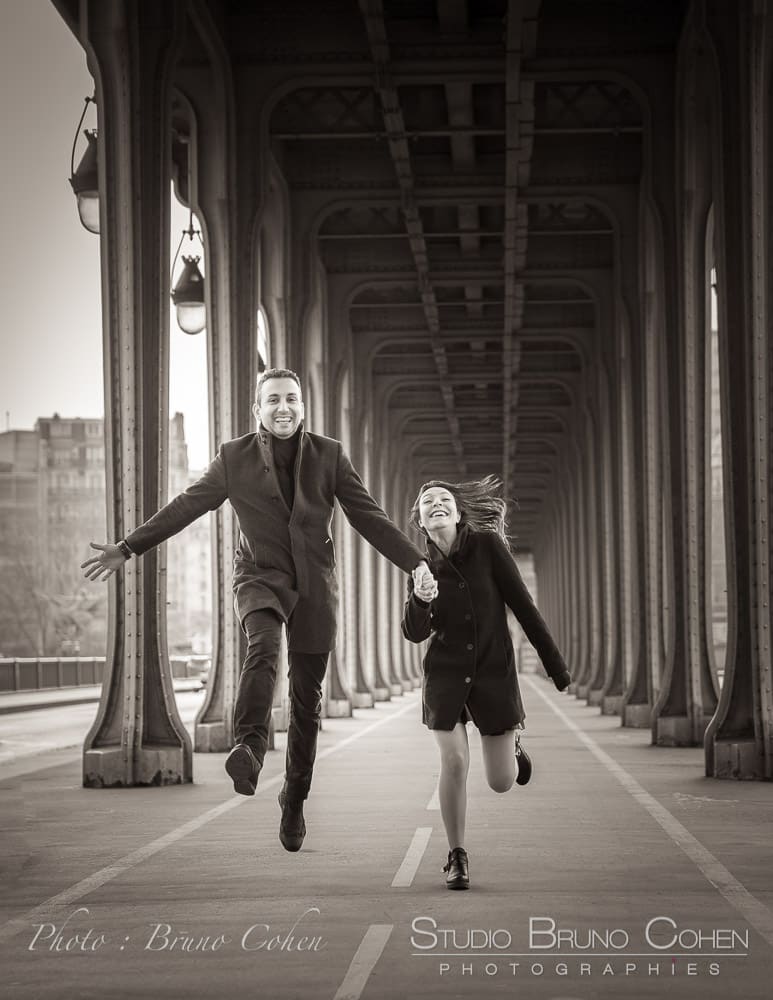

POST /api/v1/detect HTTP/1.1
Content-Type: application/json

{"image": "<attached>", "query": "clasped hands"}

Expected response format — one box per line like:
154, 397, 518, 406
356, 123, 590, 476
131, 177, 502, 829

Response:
412, 561, 438, 602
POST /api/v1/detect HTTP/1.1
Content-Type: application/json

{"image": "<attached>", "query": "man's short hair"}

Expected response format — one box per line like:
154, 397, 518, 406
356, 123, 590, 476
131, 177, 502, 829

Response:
255, 367, 302, 405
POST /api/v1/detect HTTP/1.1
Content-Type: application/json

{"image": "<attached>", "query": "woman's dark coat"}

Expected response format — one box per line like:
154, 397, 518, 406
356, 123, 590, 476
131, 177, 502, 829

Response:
401, 524, 569, 733
126, 425, 426, 652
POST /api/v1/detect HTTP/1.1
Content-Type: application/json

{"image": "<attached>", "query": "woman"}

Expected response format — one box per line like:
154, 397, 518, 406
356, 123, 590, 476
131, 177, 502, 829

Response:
403, 476, 571, 890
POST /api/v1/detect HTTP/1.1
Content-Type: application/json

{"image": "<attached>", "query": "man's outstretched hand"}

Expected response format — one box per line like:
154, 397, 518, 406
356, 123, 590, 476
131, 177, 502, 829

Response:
81, 542, 127, 582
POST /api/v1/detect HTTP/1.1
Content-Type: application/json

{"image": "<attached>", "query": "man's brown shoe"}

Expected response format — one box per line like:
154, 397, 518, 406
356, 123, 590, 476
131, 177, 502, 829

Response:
225, 744, 260, 796
278, 783, 306, 852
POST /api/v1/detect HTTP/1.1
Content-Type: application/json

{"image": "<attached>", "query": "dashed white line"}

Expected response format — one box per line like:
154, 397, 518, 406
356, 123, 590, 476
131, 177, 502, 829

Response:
524, 675, 773, 950
333, 924, 394, 1000
0, 697, 420, 944
391, 826, 433, 888
426, 784, 439, 810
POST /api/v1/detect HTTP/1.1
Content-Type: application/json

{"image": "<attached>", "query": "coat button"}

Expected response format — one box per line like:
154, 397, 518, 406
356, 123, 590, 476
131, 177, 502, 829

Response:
464, 676, 472, 684
464, 614, 471, 620
466, 643, 473, 651
264, 466, 270, 472
458, 582, 465, 589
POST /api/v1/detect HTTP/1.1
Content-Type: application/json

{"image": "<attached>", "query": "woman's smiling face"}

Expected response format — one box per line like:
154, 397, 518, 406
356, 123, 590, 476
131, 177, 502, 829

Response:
418, 485, 461, 533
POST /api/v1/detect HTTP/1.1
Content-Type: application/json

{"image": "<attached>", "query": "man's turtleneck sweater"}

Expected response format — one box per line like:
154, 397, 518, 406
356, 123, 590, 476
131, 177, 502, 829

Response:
271, 426, 301, 510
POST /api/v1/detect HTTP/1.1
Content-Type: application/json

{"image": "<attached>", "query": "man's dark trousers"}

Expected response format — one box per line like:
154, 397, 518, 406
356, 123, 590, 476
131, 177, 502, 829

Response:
233, 608, 328, 798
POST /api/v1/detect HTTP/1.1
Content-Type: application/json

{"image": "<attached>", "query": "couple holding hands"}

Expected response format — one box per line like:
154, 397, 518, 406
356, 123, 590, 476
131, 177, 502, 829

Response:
83, 368, 570, 891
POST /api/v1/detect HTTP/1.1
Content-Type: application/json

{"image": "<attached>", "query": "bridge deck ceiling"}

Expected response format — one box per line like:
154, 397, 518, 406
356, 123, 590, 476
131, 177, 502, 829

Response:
255, 0, 683, 543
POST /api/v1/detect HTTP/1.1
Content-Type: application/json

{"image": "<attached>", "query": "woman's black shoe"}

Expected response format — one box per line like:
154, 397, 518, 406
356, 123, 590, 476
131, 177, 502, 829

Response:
515, 735, 532, 786
443, 847, 470, 890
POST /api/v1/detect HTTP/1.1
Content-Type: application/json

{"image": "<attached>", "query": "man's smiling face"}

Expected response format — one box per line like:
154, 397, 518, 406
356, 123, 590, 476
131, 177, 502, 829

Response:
254, 377, 304, 439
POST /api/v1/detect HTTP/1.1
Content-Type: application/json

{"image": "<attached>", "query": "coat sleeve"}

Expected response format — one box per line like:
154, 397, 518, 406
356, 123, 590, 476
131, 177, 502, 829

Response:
488, 532, 569, 682
401, 576, 433, 643
125, 445, 229, 556
334, 444, 426, 573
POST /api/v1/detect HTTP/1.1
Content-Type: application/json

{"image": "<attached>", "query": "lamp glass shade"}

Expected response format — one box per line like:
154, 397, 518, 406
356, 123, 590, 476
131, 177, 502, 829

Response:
70, 130, 100, 234
76, 191, 100, 234
172, 255, 206, 334
175, 301, 207, 335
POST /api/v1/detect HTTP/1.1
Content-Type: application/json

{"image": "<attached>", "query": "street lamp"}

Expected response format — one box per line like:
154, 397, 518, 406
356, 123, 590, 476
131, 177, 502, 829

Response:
171, 212, 206, 334
69, 95, 100, 234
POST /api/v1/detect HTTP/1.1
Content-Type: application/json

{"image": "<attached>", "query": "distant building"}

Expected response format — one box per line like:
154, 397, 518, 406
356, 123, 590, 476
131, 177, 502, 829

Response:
0, 414, 211, 657
0, 430, 45, 656
166, 413, 212, 654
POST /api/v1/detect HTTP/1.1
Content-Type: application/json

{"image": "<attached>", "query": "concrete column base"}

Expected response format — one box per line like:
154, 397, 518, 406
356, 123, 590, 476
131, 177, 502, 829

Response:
389, 684, 404, 696
587, 688, 604, 706
194, 721, 231, 753
623, 703, 651, 728
372, 686, 390, 702
653, 715, 698, 746
83, 746, 191, 788
326, 698, 353, 718
271, 704, 289, 734
575, 683, 590, 699
601, 694, 623, 716
710, 739, 764, 779
352, 691, 374, 708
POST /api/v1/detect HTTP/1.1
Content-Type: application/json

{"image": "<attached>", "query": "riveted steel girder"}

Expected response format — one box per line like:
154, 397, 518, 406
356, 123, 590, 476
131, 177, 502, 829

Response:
81, 0, 191, 787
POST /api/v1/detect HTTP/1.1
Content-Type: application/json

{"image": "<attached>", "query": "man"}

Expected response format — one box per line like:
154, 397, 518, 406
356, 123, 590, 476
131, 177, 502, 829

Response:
83, 367, 436, 851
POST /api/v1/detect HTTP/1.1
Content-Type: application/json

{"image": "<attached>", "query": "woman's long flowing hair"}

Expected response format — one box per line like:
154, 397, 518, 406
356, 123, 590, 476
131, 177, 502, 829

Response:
409, 474, 513, 550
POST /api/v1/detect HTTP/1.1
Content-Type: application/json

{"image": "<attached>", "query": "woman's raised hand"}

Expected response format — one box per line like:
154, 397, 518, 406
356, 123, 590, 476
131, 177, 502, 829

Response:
81, 542, 127, 582
412, 562, 438, 602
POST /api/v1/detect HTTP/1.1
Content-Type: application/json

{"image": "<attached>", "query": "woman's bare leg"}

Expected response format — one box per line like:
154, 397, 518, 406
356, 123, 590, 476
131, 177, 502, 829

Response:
480, 729, 517, 792
433, 724, 470, 848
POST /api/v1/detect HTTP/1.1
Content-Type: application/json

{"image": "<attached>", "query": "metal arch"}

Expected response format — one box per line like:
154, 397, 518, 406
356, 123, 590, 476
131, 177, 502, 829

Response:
363, 329, 591, 373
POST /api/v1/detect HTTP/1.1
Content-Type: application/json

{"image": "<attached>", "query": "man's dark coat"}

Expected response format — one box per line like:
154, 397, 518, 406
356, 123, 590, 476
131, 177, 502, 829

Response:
126, 425, 426, 652
401, 523, 568, 733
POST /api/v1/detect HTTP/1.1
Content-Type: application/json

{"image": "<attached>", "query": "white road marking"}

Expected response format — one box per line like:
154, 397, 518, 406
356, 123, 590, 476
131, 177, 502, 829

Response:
524, 675, 773, 950
391, 826, 433, 888
0, 748, 81, 779
333, 924, 393, 1000
426, 784, 439, 810
0, 697, 419, 944
315, 698, 418, 762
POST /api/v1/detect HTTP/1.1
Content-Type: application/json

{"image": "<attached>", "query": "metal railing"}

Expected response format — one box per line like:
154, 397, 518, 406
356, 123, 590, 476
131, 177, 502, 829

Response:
0, 655, 211, 693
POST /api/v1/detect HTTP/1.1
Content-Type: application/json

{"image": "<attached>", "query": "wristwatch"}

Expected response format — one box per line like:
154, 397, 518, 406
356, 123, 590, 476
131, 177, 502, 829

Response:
117, 539, 134, 560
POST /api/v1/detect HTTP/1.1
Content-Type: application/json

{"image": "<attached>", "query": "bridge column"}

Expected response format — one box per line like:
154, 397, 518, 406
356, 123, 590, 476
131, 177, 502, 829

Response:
563, 474, 579, 676
355, 419, 390, 703
552, 485, 563, 662
626, 209, 667, 725
570, 435, 591, 692
583, 407, 603, 700
374, 456, 404, 697
172, 5, 264, 751
589, 369, 621, 709
704, 4, 773, 779
82, 0, 190, 786
652, 13, 718, 746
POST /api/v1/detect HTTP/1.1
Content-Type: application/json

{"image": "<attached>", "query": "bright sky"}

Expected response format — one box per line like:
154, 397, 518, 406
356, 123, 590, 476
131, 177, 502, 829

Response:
0, 0, 211, 469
